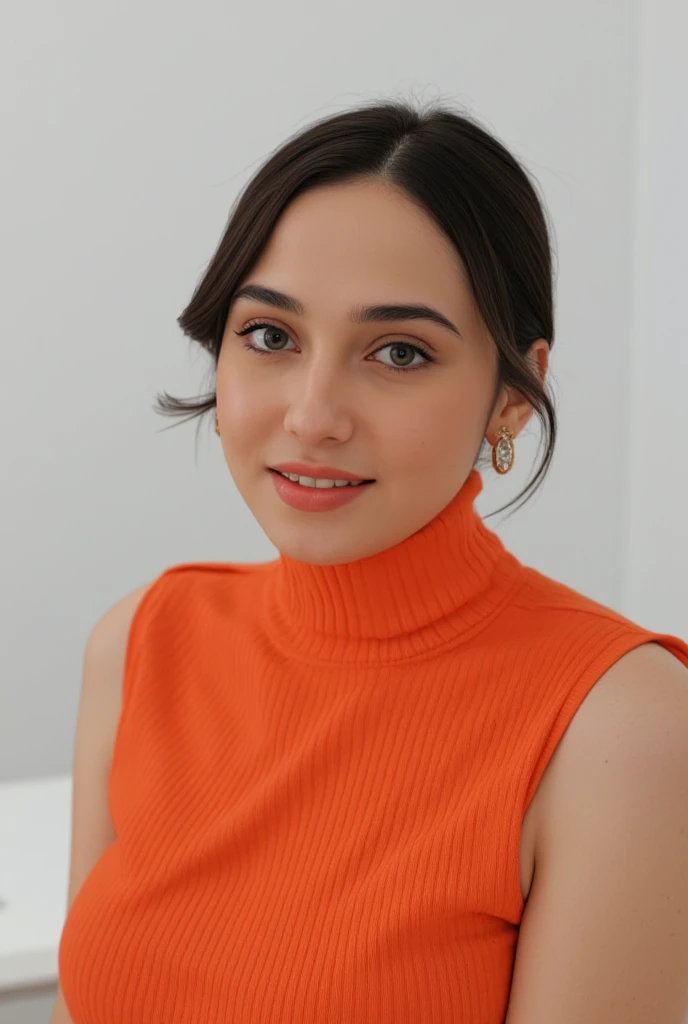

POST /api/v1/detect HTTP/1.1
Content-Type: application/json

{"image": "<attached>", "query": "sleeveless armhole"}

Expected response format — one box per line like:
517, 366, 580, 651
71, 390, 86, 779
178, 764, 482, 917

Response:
507, 626, 688, 918
107, 568, 179, 798
523, 628, 688, 813
522, 626, 688, 819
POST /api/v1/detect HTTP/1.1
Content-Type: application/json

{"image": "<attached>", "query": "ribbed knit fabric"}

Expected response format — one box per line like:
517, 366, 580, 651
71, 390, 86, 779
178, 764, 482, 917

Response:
58, 469, 688, 1024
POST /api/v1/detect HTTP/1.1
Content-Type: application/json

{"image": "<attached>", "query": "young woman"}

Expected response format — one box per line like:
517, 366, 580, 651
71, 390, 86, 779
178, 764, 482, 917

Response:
54, 99, 688, 1024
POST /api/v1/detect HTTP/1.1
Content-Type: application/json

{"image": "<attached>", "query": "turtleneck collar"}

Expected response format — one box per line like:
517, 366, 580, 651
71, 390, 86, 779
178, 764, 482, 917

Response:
261, 469, 524, 666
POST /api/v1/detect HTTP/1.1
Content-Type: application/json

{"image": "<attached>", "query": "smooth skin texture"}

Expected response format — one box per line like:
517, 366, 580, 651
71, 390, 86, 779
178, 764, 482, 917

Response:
216, 179, 549, 566
506, 641, 688, 1023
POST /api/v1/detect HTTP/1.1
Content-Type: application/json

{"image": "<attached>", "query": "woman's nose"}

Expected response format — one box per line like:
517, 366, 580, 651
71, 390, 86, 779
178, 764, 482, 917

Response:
281, 366, 355, 445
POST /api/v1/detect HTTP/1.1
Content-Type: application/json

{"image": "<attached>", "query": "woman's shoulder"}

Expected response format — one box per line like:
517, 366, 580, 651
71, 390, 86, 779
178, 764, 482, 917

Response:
152, 558, 276, 587
503, 562, 688, 687
513, 563, 634, 622
514, 639, 688, 1018
116, 560, 276, 637
507, 562, 687, 646
541, 641, 688, 784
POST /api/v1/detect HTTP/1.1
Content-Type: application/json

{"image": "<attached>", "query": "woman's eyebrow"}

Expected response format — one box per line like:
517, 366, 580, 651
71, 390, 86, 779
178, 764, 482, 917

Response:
230, 283, 463, 339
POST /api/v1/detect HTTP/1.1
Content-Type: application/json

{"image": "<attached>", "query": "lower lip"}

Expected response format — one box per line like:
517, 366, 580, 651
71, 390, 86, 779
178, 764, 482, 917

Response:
269, 469, 374, 511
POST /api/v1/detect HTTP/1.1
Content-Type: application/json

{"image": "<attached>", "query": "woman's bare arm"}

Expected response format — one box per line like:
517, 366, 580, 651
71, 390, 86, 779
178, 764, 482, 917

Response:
49, 583, 152, 1024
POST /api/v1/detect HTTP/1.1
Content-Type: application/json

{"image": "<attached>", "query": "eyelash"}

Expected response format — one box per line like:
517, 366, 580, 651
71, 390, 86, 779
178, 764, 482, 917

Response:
233, 320, 436, 374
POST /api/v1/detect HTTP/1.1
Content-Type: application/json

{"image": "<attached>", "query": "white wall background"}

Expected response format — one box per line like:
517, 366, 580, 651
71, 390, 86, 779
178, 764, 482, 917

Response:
1, 0, 685, 784
623, 0, 687, 635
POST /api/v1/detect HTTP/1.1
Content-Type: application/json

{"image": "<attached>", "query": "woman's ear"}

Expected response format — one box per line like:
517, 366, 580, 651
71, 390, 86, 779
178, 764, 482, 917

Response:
486, 339, 550, 442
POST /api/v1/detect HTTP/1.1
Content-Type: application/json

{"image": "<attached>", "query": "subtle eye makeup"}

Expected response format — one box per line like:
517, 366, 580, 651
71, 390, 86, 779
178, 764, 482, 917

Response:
233, 320, 437, 374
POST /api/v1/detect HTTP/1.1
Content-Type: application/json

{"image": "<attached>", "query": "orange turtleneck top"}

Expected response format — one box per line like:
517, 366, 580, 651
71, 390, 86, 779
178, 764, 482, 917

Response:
58, 469, 688, 1023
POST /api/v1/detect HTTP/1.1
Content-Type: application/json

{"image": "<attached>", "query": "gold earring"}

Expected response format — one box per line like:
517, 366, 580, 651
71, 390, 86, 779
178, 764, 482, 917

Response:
215, 414, 220, 436
492, 426, 515, 474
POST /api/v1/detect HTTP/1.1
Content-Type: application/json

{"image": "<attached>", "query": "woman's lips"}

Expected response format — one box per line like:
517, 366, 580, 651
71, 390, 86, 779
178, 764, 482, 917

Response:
269, 468, 374, 512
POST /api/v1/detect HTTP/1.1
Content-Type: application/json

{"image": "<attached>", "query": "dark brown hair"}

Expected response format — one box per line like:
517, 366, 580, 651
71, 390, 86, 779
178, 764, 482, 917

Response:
156, 97, 558, 518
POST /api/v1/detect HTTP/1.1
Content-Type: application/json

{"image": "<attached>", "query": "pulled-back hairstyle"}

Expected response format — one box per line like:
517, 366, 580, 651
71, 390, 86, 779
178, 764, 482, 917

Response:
156, 97, 557, 518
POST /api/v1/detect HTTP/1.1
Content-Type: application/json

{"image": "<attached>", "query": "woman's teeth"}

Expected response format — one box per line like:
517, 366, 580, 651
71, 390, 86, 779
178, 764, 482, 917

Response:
277, 471, 365, 489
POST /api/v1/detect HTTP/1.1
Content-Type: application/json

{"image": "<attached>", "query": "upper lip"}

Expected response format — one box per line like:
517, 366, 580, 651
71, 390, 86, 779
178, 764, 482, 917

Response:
270, 461, 373, 482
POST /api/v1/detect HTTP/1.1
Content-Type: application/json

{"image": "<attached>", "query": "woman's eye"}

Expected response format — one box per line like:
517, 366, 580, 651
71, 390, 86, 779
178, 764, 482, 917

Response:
373, 342, 430, 371
233, 322, 434, 373
235, 323, 295, 351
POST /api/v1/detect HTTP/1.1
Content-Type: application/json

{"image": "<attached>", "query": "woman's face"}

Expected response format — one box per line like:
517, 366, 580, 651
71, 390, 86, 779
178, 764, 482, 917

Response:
216, 179, 542, 566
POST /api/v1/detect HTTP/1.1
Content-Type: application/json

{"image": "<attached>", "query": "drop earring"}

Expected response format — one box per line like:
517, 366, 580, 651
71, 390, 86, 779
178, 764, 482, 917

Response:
492, 426, 515, 475
215, 414, 220, 436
